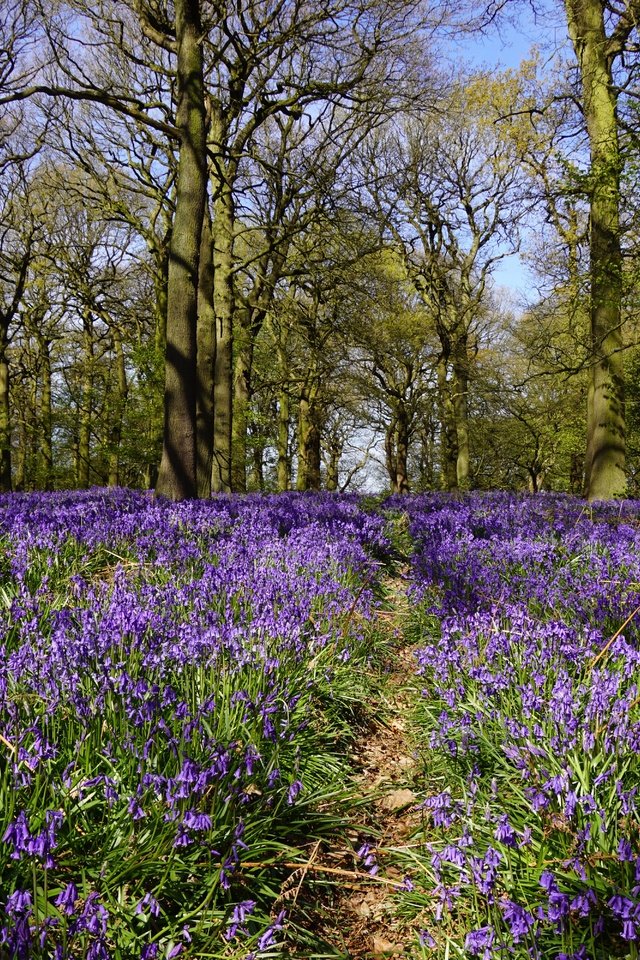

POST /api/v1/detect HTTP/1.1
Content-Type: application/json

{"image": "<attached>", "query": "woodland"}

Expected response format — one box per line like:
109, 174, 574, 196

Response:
0, 0, 639, 501
3, 4, 640, 955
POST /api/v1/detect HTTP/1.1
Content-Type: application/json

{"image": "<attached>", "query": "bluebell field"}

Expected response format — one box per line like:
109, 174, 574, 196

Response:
394, 492, 640, 960
0, 490, 388, 958
1, 489, 640, 959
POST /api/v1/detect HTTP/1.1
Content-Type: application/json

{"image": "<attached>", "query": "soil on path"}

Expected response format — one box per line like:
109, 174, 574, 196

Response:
298, 574, 426, 959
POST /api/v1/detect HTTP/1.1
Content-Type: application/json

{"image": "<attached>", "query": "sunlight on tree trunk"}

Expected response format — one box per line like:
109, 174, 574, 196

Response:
0, 344, 10, 492
156, 0, 207, 501
453, 338, 470, 490
108, 334, 128, 487
211, 177, 234, 494
565, 0, 625, 499
196, 205, 215, 498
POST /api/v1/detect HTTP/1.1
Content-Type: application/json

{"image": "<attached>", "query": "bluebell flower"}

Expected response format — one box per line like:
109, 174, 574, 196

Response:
618, 838, 634, 861
55, 882, 78, 916
500, 900, 534, 942
464, 925, 494, 959
257, 909, 286, 950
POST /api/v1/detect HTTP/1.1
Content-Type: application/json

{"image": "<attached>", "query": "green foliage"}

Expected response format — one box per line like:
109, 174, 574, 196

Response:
0, 513, 390, 958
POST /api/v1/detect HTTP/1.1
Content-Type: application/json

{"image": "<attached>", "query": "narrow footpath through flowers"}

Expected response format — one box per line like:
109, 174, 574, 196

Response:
5, 491, 640, 959
294, 571, 429, 959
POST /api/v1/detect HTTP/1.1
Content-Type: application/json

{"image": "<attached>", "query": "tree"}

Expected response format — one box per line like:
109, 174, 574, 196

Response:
474, 306, 587, 493
472, 0, 640, 498
562, 0, 637, 499
197, 0, 431, 494
344, 250, 437, 493
0, 163, 40, 490
365, 75, 526, 489
1, 0, 204, 498
154, 0, 207, 499
2, 0, 438, 498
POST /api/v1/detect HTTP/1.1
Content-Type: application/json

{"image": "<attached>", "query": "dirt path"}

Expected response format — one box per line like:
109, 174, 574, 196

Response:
307, 573, 426, 959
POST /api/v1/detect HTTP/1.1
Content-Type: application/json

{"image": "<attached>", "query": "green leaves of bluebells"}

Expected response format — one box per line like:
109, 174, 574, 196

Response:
394, 492, 640, 960
0, 489, 391, 958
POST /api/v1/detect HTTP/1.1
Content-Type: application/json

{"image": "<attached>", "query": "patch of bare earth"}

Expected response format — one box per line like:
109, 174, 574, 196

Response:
297, 574, 425, 959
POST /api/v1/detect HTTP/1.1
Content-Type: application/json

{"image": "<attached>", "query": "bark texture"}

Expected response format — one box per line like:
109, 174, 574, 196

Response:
297, 381, 321, 491
0, 337, 10, 492
211, 177, 234, 494
108, 334, 128, 487
565, 0, 625, 499
155, 0, 207, 500
77, 308, 93, 489
196, 204, 215, 498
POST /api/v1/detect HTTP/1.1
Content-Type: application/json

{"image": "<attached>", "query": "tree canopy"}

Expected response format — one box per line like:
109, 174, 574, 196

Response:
0, 0, 639, 498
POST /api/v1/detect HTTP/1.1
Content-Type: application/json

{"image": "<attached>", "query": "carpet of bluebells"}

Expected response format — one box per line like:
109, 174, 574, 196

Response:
4, 489, 640, 960
395, 493, 640, 960
0, 489, 390, 959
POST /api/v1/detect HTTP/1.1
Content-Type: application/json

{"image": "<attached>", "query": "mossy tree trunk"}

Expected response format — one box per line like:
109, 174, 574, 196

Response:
565, 0, 625, 499
107, 333, 129, 487
453, 335, 470, 490
0, 331, 10, 492
77, 307, 93, 489
211, 169, 234, 494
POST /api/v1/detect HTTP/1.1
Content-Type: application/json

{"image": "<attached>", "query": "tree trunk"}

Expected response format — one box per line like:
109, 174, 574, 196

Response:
325, 438, 341, 492
108, 334, 128, 487
232, 308, 252, 492
417, 418, 436, 491
437, 357, 458, 490
569, 451, 583, 495
248, 426, 264, 491
14, 414, 25, 492
77, 309, 93, 489
453, 337, 470, 490
39, 336, 53, 490
155, 0, 207, 500
395, 409, 410, 494
277, 393, 290, 492
233, 247, 289, 492
297, 382, 321, 491
276, 341, 290, 492
211, 175, 234, 494
154, 238, 170, 358
196, 203, 215, 497
385, 415, 398, 492
0, 332, 11, 492
565, 0, 625, 499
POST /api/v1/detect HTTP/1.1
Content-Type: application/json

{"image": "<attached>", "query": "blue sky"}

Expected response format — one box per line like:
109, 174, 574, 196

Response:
442, 3, 571, 305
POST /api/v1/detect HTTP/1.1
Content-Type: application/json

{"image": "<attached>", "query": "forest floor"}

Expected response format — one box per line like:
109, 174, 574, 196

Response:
287, 573, 428, 958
